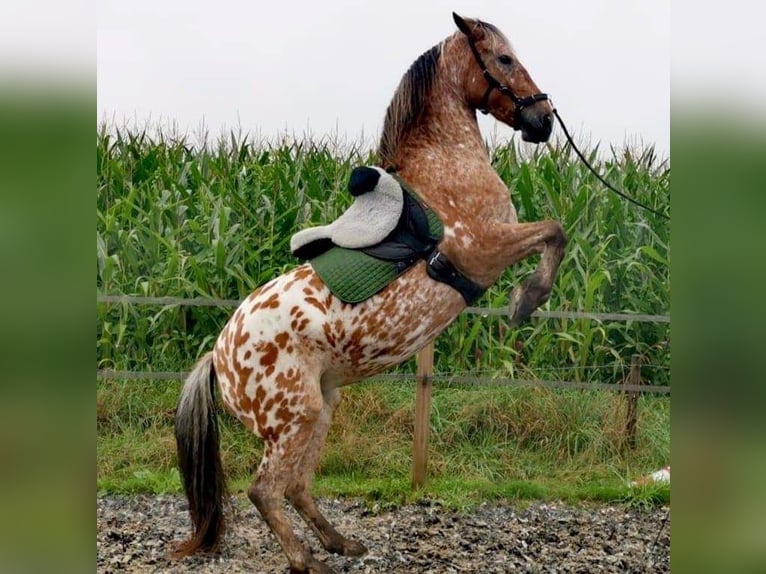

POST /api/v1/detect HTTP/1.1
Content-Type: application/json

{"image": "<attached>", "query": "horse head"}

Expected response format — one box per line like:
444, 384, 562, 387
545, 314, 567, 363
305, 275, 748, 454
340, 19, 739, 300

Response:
452, 12, 554, 143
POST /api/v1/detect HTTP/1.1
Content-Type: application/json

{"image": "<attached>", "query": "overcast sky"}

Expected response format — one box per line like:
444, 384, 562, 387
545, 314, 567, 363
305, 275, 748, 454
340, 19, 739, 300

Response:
98, 0, 670, 156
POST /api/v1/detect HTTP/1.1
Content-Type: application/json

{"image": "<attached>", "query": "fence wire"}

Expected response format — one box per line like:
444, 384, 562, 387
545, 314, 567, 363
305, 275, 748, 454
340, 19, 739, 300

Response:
96, 369, 669, 394
97, 294, 670, 394
97, 295, 669, 323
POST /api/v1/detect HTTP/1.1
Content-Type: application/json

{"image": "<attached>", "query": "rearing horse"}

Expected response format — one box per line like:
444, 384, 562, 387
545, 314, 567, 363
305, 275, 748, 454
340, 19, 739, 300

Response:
174, 13, 566, 574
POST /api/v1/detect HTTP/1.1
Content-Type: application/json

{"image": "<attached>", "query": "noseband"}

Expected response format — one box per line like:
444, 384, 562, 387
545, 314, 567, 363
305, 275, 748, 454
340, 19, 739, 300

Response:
465, 36, 549, 122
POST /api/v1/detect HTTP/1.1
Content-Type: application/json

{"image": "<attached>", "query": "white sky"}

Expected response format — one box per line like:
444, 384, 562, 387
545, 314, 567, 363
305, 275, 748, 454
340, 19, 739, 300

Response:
97, 0, 670, 156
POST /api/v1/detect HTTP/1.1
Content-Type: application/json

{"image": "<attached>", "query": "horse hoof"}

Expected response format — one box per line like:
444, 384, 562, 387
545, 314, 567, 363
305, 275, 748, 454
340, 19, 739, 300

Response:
325, 537, 368, 557
290, 558, 336, 574
341, 539, 368, 557
308, 558, 336, 574
509, 276, 550, 326
508, 286, 532, 326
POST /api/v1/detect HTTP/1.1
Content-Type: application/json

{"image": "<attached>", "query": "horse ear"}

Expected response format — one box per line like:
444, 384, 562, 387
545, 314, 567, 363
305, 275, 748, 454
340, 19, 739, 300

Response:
452, 12, 471, 34
452, 12, 482, 39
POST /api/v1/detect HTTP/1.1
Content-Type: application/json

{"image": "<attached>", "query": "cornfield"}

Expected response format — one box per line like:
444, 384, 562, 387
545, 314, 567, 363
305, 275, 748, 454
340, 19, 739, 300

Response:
96, 126, 670, 385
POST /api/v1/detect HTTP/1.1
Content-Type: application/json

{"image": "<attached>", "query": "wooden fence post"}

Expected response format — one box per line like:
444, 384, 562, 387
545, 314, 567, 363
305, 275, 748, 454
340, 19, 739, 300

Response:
412, 340, 435, 490
622, 354, 641, 450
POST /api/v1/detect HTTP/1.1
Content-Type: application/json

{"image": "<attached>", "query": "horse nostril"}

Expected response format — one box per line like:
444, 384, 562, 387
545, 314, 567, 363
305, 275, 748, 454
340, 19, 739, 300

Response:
542, 113, 552, 129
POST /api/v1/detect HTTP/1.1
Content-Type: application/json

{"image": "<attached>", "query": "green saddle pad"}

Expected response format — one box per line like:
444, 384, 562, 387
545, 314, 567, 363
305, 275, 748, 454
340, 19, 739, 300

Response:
310, 248, 410, 303
308, 176, 443, 304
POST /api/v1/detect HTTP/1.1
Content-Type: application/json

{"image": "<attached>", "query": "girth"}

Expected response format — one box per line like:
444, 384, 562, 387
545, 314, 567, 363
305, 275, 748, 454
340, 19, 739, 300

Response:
363, 183, 486, 306
425, 249, 486, 306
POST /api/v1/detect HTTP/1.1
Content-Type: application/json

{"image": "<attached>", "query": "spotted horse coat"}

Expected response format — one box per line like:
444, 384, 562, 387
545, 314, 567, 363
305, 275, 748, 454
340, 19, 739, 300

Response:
215, 264, 462, 439
174, 13, 566, 574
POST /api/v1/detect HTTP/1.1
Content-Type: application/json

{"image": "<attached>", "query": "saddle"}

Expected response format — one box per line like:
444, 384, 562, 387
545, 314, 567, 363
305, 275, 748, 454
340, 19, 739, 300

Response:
290, 166, 485, 305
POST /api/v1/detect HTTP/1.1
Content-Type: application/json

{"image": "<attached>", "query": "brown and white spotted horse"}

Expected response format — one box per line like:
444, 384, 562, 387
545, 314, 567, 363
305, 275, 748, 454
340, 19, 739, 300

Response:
174, 13, 566, 574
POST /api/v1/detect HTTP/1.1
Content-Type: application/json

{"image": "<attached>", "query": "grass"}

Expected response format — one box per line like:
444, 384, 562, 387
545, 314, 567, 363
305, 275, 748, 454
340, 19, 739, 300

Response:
97, 379, 670, 507
96, 126, 670, 506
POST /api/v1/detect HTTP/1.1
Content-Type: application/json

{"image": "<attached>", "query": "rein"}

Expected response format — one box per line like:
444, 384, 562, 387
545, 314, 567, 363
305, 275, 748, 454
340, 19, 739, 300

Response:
551, 110, 669, 220
465, 37, 669, 221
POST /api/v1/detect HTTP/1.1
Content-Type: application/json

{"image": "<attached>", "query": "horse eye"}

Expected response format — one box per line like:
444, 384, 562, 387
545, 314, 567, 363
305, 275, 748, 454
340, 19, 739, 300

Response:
498, 54, 514, 66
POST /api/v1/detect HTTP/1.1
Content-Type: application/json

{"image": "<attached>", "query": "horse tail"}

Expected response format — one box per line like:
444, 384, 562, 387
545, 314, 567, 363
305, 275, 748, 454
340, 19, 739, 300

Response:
172, 352, 226, 557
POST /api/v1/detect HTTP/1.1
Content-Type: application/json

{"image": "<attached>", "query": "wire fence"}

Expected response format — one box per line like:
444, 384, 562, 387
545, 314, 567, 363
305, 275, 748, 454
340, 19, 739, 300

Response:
97, 294, 670, 323
96, 368, 668, 394
97, 294, 670, 394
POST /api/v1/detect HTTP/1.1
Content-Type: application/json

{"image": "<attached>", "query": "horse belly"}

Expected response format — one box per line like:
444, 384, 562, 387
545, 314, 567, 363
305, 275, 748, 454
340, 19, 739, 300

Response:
318, 264, 465, 381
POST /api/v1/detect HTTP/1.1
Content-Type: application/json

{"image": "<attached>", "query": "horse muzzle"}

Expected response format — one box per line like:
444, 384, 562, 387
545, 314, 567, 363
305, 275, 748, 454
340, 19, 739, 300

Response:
520, 109, 554, 143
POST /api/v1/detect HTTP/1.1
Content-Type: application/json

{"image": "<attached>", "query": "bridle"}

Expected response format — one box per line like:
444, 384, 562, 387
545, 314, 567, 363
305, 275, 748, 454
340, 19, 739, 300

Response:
463, 34, 669, 221
464, 35, 550, 122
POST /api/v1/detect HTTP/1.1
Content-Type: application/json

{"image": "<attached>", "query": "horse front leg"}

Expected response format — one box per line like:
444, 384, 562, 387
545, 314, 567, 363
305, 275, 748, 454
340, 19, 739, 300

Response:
488, 220, 567, 325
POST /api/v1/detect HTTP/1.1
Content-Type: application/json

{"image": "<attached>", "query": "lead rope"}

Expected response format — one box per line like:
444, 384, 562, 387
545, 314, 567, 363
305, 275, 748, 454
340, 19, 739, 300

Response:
462, 33, 668, 221
551, 108, 669, 221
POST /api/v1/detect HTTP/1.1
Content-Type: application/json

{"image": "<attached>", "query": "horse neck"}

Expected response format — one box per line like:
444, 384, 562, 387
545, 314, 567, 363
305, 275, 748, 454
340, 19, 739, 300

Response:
397, 83, 485, 172
392, 80, 512, 226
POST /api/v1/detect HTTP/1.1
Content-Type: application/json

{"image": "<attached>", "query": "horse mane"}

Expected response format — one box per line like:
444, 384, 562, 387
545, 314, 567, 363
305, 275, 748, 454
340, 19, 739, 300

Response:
377, 44, 441, 169
376, 22, 507, 169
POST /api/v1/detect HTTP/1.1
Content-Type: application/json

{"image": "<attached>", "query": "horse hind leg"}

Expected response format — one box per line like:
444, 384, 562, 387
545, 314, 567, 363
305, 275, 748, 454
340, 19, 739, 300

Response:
246, 380, 336, 574
285, 386, 367, 557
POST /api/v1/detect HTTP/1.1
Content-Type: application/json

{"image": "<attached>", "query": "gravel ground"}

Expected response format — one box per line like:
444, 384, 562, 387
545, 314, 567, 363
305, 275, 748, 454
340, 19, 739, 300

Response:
97, 494, 669, 573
